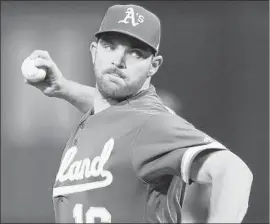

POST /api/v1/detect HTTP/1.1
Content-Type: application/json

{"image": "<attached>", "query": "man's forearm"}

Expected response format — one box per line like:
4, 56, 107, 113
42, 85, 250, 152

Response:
207, 159, 253, 223
54, 79, 95, 113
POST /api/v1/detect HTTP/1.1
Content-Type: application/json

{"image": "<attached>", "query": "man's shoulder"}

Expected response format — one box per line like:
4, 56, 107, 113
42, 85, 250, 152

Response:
125, 92, 194, 131
126, 93, 174, 116
145, 113, 194, 131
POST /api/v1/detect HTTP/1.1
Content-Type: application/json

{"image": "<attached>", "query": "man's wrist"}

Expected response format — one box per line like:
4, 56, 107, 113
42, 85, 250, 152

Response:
51, 77, 70, 99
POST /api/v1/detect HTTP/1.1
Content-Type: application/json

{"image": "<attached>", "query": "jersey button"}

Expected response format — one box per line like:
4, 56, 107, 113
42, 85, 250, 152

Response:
74, 139, 78, 145
80, 122, 85, 129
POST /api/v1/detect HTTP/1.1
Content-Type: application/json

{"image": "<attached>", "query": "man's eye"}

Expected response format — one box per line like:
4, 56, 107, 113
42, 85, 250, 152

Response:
130, 49, 143, 58
103, 43, 114, 50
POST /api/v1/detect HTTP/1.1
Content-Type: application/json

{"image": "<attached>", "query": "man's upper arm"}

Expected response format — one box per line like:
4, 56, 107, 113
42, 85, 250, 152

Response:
189, 149, 253, 184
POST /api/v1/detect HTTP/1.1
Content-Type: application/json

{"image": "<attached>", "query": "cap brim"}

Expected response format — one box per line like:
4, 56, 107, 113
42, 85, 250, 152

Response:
94, 29, 157, 53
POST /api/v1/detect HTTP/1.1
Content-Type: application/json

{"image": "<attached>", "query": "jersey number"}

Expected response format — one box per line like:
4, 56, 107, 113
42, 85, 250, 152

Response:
73, 204, 111, 223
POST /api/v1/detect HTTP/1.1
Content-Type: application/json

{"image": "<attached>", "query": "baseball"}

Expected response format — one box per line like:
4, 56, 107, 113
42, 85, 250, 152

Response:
21, 57, 46, 82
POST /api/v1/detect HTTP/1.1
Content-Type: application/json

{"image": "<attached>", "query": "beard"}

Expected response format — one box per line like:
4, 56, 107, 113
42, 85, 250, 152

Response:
94, 64, 146, 101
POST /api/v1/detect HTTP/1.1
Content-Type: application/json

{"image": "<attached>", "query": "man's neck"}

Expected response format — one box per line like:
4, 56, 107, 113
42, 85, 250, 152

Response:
93, 89, 118, 114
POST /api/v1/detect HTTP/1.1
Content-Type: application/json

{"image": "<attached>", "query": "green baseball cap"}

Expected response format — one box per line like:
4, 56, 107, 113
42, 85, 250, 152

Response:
95, 4, 161, 53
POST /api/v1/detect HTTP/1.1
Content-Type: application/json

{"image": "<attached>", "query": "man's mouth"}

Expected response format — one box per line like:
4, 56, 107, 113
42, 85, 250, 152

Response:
105, 68, 125, 79
108, 73, 120, 77
107, 72, 123, 79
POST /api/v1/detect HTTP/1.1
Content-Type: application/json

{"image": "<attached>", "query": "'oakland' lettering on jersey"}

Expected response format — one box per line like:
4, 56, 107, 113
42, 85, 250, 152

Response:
53, 138, 114, 197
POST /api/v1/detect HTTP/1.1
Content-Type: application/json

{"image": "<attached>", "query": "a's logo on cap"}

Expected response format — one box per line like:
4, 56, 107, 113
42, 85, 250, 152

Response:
118, 7, 144, 27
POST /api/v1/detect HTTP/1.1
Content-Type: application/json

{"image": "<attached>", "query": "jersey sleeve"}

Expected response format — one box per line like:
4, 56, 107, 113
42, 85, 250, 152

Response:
131, 113, 228, 185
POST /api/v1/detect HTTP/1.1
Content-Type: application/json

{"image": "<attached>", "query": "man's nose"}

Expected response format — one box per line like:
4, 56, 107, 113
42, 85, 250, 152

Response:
111, 49, 126, 69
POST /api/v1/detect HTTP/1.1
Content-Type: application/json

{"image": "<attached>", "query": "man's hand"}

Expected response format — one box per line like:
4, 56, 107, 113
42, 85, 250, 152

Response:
23, 50, 96, 113
24, 50, 67, 97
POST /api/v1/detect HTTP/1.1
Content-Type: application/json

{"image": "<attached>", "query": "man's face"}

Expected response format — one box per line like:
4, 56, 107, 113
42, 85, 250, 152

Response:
90, 32, 158, 101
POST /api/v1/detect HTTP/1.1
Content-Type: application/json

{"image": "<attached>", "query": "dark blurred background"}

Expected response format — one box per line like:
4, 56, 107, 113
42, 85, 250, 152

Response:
1, 1, 268, 223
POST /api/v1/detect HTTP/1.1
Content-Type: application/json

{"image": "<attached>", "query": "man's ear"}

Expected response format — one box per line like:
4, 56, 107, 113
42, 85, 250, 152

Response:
148, 55, 163, 77
90, 42, 97, 63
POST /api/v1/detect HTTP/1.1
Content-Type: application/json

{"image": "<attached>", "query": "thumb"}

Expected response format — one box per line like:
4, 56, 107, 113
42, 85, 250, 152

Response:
24, 78, 35, 86
24, 78, 47, 91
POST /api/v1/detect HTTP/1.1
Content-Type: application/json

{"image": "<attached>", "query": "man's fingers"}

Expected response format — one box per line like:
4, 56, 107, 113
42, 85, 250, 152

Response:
34, 58, 53, 69
29, 50, 51, 60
